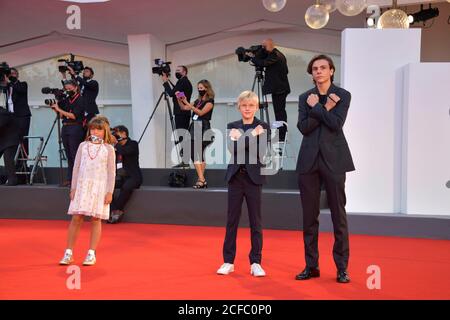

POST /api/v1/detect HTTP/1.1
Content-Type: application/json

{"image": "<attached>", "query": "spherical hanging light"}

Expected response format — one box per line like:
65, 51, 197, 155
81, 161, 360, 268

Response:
321, 0, 337, 13
305, 1, 330, 29
336, 0, 367, 16
262, 0, 287, 12
378, 8, 409, 29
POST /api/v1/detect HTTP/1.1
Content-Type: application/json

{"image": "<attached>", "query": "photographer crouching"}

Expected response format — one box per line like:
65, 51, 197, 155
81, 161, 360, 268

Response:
108, 125, 142, 224
50, 80, 86, 186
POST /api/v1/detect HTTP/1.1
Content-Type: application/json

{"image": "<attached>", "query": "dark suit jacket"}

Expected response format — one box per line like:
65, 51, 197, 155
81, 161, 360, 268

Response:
75, 76, 99, 115
163, 76, 193, 115
0, 107, 20, 152
7, 81, 31, 117
252, 48, 291, 96
296, 83, 355, 174
115, 139, 143, 184
225, 117, 270, 185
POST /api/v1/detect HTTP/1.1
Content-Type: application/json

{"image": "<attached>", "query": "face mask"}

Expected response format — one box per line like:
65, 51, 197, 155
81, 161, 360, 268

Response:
175, 72, 182, 80
90, 135, 103, 143
8, 76, 17, 83
83, 76, 90, 80
66, 90, 76, 97
198, 90, 206, 97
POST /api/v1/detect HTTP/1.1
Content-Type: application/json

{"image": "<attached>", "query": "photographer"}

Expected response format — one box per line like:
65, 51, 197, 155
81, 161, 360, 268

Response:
50, 80, 86, 186
0, 68, 31, 185
108, 125, 142, 224
0, 107, 20, 186
62, 66, 99, 122
250, 38, 290, 142
161, 65, 193, 166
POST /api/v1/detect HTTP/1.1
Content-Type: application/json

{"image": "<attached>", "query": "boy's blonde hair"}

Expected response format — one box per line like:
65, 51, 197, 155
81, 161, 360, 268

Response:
237, 91, 259, 108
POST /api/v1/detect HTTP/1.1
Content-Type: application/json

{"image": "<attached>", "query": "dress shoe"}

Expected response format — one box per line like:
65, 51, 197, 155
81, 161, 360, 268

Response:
295, 267, 320, 280
337, 270, 350, 283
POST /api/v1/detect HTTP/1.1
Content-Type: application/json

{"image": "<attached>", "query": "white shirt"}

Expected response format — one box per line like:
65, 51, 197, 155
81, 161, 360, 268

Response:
7, 86, 14, 113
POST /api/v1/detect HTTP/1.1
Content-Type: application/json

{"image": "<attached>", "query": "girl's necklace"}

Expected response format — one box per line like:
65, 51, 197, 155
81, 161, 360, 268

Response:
87, 142, 103, 160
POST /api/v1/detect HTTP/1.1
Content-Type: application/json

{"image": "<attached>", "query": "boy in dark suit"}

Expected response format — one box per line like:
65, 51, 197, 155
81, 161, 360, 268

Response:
218, 91, 270, 277
296, 55, 355, 284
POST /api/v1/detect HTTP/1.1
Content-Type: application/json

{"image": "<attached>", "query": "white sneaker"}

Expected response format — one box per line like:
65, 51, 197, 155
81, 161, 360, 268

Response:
59, 250, 74, 265
250, 263, 266, 277
217, 263, 234, 275
82, 250, 96, 266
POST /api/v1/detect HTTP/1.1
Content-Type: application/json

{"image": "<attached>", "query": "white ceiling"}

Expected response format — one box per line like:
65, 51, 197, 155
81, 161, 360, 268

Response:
0, 0, 445, 50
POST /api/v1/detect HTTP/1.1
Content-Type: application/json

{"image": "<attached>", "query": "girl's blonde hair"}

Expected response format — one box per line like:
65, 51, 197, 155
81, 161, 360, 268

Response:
85, 115, 114, 144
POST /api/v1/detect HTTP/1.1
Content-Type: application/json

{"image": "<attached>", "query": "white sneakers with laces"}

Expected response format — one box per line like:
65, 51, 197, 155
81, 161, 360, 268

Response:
217, 263, 266, 277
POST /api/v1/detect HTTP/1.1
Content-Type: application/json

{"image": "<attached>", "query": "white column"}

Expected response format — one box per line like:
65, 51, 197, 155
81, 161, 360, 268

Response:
341, 29, 421, 213
401, 63, 450, 215
127, 34, 166, 168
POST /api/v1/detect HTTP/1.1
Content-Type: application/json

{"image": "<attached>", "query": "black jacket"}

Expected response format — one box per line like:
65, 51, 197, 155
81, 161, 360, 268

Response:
296, 83, 355, 174
115, 139, 143, 184
7, 80, 31, 117
252, 48, 290, 96
59, 94, 86, 125
0, 107, 20, 152
163, 76, 193, 115
225, 117, 270, 185
75, 76, 99, 115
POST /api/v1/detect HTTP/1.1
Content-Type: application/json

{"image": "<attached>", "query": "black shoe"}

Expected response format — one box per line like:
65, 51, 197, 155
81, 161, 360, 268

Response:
337, 270, 350, 283
5, 177, 18, 186
295, 267, 320, 280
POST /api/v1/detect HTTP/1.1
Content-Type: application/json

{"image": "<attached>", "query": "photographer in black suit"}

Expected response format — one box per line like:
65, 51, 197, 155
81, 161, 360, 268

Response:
162, 65, 193, 166
62, 66, 99, 122
0, 68, 31, 185
250, 38, 290, 142
108, 125, 142, 224
217, 91, 270, 278
295, 55, 355, 284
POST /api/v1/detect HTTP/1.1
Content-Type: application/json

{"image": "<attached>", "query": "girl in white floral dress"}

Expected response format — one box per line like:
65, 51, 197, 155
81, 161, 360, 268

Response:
59, 116, 116, 266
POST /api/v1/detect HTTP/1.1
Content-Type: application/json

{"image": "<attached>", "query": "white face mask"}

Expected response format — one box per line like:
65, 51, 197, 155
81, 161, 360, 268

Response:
90, 135, 104, 143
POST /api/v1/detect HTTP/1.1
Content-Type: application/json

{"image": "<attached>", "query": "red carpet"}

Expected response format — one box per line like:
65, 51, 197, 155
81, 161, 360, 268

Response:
0, 219, 449, 300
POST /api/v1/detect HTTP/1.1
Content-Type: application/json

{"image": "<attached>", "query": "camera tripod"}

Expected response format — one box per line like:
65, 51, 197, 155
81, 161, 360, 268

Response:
251, 67, 270, 124
40, 112, 66, 185
138, 90, 182, 166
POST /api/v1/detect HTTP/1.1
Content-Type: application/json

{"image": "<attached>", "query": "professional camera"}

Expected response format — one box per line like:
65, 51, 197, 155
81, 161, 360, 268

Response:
0, 62, 11, 90
235, 45, 267, 63
58, 54, 84, 74
152, 59, 171, 76
0, 62, 11, 78
41, 87, 67, 105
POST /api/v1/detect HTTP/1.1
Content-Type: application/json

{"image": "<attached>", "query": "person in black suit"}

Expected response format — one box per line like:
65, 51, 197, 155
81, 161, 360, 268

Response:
63, 66, 99, 122
50, 80, 86, 186
0, 107, 20, 186
250, 38, 290, 142
162, 66, 193, 167
108, 125, 142, 224
295, 55, 355, 284
217, 91, 270, 277
1, 68, 31, 185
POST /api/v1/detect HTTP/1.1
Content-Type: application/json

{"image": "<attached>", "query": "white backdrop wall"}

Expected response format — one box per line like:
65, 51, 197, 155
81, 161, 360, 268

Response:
401, 63, 450, 215
341, 28, 422, 214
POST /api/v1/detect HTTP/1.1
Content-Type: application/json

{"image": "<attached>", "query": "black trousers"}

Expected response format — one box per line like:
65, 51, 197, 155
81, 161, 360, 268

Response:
223, 170, 263, 265
298, 153, 349, 271
175, 113, 191, 157
0, 145, 17, 183
111, 176, 141, 211
61, 125, 84, 181
272, 92, 288, 142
